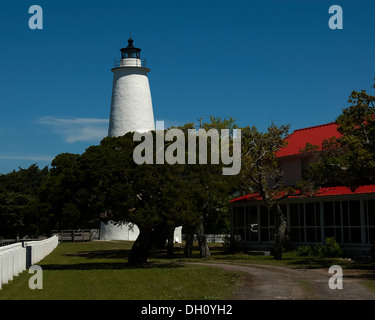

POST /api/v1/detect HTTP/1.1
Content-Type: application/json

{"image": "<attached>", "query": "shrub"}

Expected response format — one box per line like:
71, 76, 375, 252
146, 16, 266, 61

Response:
223, 236, 243, 253
297, 245, 314, 257
296, 237, 343, 258
318, 237, 343, 258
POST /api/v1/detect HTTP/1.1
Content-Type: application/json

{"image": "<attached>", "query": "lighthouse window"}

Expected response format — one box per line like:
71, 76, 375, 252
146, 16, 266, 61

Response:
121, 51, 140, 59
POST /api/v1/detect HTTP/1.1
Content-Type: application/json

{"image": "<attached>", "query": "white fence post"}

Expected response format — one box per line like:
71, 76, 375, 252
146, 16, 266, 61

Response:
0, 235, 58, 289
0, 253, 3, 289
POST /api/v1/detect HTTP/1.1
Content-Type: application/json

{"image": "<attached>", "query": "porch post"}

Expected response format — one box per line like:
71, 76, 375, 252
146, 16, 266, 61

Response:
360, 199, 366, 244
320, 201, 325, 243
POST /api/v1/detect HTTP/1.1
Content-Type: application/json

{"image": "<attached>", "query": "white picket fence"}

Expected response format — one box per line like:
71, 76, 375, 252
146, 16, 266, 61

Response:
24, 235, 59, 266
0, 235, 59, 289
0, 243, 26, 289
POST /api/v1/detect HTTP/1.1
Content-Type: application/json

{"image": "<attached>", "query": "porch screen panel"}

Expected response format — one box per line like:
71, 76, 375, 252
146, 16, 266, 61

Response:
323, 200, 362, 244
260, 206, 269, 242
365, 200, 375, 244
324, 201, 342, 242
232, 207, 238, 240
289, 204, 305, 243
232, 207, 245, 242
342, 200, 361, 244
247, 205, 258, 242
349, 200, 361, 243
305, 202, 321, 242
289, 202, 320, 244
235, 206, 246, 242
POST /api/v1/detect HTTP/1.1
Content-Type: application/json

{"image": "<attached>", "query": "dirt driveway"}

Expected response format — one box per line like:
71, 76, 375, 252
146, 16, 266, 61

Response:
191, 262, 375, 300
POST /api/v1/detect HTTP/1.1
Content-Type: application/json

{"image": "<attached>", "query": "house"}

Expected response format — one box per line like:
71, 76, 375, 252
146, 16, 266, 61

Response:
230, 122, 375, 255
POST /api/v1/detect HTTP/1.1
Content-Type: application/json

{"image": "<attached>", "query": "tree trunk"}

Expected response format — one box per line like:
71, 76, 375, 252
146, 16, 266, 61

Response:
197, 234, 211, 258
128, 225, 164, 266
184, 232, 194, 258
273, 204, 287, 260
128, 229, 152, 265
197, 216, 211, 258
154, 224, 169, 250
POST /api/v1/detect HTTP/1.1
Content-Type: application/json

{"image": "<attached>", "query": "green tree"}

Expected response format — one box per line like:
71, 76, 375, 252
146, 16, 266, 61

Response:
43, 116, 240, 264
306, 80, 375, 189
41, 153, 85, 231
77, 133, 190, 265
198, 116, 239, 251
175, 116, 240, 258
240, 123, 293, 259
0, 164, 49, 239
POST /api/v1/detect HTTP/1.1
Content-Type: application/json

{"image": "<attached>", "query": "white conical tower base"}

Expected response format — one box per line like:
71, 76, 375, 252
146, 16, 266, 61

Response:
108, 62, 155, 137
100, 221, 140, 241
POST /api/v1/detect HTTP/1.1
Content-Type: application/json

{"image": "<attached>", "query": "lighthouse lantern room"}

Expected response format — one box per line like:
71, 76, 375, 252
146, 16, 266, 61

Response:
121, 38, 141, 59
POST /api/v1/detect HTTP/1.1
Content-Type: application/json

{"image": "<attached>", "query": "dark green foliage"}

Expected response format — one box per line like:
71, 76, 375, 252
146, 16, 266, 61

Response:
37, 119, 239, 264
0, 164, 49, 238
240, 123, 292, 260
317, 237, 343, 258
297, 237, 343, 258
296, 244, 315, 257
306, 80, 375, 189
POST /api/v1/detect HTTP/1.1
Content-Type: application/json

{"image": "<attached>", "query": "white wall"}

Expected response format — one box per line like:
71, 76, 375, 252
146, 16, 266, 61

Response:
100, 221, 183, 244
120, 58, 142, 67
100, 221, 140, 241
173, 226, 182, 243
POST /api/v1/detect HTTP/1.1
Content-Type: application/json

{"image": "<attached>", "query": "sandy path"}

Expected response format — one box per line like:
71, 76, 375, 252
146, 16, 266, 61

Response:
189, 262, 375, 300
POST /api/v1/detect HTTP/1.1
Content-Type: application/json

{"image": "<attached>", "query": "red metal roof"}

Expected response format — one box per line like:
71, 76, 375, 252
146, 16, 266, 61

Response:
230, 185, 375, 203
276, 122, 341, 158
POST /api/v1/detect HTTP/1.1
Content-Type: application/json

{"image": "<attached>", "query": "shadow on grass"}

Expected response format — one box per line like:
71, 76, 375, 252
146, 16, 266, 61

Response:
149, 248, 199, 260
65, 249, 129, 260
41, 261, 184, 271
40, 248, 185, 271
46, 244, 230, 270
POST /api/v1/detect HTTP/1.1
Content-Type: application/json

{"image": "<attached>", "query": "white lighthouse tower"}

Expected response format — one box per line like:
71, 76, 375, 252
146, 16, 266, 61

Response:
108, 37, 155, 137
100, 38, 155, 241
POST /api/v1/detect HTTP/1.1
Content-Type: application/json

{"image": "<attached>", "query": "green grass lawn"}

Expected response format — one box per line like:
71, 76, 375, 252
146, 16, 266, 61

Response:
0, 241, 240, 300
1, 240, 375, 300
152, 243, 361, 269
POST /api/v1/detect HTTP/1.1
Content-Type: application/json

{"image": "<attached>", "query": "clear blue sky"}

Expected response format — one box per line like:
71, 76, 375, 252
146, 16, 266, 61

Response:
0, 0, 374, 174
